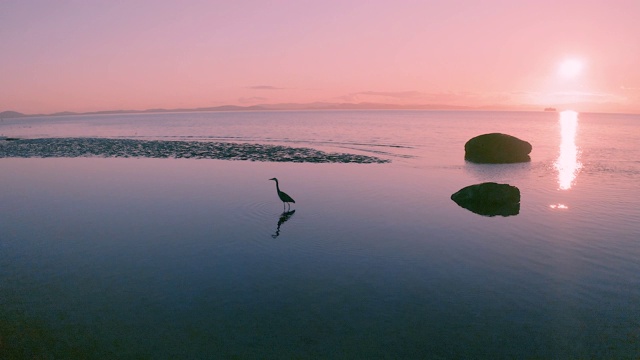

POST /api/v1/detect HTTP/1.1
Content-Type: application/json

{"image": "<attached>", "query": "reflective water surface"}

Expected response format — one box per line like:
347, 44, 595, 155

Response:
1, 110, 639, 358
555, 110, 582, 190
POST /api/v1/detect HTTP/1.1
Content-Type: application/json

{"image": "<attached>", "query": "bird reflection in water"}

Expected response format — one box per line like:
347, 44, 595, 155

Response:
272, 210, 296, 239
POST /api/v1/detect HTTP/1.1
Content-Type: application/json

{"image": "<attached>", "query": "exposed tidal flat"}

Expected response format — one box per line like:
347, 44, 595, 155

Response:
1, 110, 640, 358
0, 137, 388, 163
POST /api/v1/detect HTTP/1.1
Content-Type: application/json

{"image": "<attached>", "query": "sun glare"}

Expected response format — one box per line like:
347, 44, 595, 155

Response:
558, 59, 583, 78
555, 110, 582, 190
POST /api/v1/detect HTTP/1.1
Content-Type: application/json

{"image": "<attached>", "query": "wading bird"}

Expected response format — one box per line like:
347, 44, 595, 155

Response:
269, 178, 295, 210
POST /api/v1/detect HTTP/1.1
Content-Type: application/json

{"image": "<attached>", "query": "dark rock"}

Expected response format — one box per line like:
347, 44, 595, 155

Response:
464, 133, 532, 163
451, 182, 520, 217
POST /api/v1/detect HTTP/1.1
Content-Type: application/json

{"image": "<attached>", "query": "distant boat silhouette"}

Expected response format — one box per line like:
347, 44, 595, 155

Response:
544, 107, 557, 112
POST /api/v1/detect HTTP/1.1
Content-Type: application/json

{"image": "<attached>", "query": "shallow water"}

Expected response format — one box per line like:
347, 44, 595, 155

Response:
1, 110, 639, 358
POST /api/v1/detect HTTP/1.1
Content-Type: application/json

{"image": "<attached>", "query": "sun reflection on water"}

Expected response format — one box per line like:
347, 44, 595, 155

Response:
555, 110, 582, 190
549, 204, 569, 210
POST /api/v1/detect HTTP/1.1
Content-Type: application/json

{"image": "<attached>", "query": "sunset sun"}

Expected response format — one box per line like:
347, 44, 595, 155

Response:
558, 58, 584, 78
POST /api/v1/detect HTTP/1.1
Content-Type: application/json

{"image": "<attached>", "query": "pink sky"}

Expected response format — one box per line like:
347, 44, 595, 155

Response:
1, 0, 639, 114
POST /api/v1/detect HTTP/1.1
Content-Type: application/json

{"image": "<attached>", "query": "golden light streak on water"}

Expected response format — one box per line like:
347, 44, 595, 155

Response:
555, 110, 582, 190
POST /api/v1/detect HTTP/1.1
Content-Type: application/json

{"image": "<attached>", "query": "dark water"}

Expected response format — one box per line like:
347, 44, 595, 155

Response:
1, 110, 639, 358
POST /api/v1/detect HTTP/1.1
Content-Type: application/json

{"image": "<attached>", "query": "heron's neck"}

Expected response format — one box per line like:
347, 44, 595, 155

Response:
273, 180, 280, 191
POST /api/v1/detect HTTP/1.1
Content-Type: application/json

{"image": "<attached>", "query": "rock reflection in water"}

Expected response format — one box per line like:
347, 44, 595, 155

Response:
451, 182, 521, 217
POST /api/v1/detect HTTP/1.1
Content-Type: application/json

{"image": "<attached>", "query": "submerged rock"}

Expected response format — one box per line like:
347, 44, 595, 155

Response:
464, 133, 532, 163
451, 182, 520, 217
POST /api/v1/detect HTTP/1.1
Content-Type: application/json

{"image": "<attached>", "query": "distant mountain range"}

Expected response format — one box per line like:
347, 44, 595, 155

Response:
0, 110, 28, 119
2, 102, 540, 119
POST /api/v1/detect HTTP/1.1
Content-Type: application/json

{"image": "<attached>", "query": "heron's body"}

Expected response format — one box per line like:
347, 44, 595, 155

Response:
269, 178, 295, 209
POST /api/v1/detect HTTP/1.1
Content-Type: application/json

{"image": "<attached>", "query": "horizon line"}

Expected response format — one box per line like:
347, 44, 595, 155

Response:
1, 101, 637, 118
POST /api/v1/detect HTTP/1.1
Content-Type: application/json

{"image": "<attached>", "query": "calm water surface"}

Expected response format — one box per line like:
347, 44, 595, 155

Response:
1, 110, 639, 358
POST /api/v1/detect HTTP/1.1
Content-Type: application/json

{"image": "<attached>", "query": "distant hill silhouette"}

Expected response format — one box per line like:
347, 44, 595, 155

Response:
51, 111, 80, 116
0, 111, 26, 119
1, 101, 546, 118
